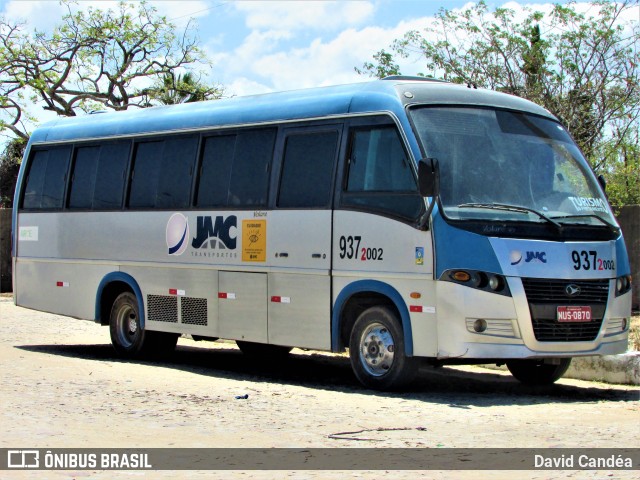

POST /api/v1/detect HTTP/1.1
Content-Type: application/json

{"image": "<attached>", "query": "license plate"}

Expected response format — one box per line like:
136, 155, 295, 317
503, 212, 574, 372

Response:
557, 306, 592, 323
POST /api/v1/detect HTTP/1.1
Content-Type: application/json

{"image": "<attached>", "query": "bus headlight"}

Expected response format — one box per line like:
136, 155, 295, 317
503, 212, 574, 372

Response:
442, 270, 511, 297
488, 274, 504, 291
615, 275, 632, 297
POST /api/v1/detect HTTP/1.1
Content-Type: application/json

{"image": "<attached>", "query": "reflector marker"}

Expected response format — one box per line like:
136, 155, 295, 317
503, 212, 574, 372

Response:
410, 305, 436, 313
56, 281, 69, 288
218, 292, 236, 300
169, 289, 185, 296
271, 296, 291, 304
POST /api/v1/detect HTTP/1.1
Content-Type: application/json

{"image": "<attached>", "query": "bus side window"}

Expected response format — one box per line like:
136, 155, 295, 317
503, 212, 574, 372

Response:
277, 130, 339, 208
22, 147, 71, 210
196, 134, 236, 208
196, 128, 276, 208
68, 142, 130, 210
227, 129, 275, 207
128, 135, 197, 209
341, 126, 422, 220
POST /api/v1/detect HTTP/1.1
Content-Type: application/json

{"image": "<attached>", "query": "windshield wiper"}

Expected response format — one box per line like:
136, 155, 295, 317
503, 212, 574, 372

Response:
551, 214, 620, 235
457, 202, 563, 232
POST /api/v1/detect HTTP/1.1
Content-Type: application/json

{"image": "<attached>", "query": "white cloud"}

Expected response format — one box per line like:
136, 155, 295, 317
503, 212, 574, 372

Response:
211, 12, 433, 96
234, 0, 375, 32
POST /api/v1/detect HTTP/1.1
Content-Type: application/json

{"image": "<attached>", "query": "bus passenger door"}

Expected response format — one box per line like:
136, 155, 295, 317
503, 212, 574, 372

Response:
267, 124, 342, 350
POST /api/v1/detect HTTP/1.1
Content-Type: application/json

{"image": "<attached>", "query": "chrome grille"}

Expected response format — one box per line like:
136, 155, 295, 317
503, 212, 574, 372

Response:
522, 278, 609, 342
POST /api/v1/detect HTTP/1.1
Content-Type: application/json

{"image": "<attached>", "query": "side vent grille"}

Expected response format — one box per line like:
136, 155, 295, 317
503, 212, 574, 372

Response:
181, 297, 208, 326
147, 295, 178, 323
147, 295, 208, 326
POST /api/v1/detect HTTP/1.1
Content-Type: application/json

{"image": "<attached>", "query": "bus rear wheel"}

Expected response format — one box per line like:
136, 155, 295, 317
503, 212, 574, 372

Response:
349, 306, 417, 390
506, 358, 571, 385
109, 292, 178, 358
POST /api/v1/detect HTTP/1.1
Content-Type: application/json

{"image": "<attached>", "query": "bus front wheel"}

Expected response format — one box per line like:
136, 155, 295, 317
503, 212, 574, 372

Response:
506, 358, 571, 385
109, 292, 178, 358
349, 306, 417, 390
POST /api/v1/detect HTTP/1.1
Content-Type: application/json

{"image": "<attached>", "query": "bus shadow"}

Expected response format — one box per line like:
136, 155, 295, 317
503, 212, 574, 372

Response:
15, 342, 639, 406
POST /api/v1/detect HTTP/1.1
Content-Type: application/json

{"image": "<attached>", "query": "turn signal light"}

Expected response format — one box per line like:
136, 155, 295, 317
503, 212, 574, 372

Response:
451, 271, 471, 282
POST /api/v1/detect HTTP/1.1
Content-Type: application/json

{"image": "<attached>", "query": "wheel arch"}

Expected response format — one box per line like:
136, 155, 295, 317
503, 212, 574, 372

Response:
95, 272, 145, 328
332, 280, 413, 356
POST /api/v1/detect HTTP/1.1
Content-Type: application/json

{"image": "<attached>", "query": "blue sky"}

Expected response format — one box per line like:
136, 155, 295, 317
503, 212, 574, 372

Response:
0, 0, 632, 131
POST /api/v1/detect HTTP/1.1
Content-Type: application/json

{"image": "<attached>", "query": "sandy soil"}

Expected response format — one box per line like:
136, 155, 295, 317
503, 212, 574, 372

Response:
0, 295, 638, 479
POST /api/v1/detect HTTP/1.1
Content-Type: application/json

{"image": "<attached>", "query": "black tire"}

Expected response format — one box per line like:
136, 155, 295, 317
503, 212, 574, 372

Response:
236, 341, 292, 359
506, 358, 571, 385
109, 292, 178, 358
348, 306, 418, 390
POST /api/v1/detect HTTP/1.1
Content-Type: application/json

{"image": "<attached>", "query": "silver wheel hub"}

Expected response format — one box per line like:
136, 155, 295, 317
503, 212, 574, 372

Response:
127, 314, 138, 334
116, 304, 139, 347
359, 322, 395, 377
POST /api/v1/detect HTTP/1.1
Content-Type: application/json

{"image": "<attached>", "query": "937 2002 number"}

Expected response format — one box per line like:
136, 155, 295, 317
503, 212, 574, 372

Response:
571, 250, 614, 271
339, 236, 383, 261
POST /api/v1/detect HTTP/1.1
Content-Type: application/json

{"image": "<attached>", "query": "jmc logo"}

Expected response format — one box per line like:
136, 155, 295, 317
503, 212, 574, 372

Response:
192, 215, 237, 250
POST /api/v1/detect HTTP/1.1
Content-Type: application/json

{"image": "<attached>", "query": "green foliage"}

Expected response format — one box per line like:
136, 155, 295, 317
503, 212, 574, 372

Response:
597, 125, 640, 210
355, 49, 401, 78
0, 1, 221, 140
0, 137, 24, 208
146, 72, 224, 105
358, 1, 640, 206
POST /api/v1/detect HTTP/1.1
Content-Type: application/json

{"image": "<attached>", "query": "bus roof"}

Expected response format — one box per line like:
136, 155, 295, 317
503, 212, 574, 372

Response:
30, 77, 556, 144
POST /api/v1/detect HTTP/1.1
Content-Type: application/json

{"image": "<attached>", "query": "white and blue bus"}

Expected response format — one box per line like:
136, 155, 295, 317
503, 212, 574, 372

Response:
12, 77, 632, 389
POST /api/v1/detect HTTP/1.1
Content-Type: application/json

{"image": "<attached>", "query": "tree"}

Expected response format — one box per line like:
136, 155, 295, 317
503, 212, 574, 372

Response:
357, 1, 640, 205
146, 72, 223, 105
0, 0, 222, 140
0, 137, 24, 208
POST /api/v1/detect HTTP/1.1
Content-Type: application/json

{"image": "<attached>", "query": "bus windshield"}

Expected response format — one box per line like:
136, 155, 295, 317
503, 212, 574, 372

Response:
410, 106, 618, 230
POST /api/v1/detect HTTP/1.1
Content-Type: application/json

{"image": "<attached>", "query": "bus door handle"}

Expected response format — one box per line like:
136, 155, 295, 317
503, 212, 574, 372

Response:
277, 252, 289, 258
311, 253, 323, 259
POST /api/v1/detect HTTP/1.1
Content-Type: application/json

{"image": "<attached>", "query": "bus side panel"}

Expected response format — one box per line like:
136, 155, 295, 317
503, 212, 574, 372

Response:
218, 271, 267, 343
268, 272, 330, 350
14, 259, 112, 321
122, 266, 220, 337
332, 210, 437, 357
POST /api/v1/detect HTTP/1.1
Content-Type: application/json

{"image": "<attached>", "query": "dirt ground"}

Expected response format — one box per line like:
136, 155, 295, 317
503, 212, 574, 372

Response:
0, 294, 638, 479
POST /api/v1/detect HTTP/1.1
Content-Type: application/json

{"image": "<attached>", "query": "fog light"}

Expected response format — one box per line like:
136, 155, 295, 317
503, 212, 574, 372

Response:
622, 318, 628, 331
473, 319, 488, 333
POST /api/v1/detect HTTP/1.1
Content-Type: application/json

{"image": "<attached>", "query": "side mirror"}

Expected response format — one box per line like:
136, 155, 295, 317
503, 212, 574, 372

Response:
418, 158, 439, 197
597, 174, 607, 193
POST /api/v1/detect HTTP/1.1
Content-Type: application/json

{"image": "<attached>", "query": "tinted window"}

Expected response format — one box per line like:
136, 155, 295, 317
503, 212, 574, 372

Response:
196, 135, 235, 207
342, 126, 422, 220
129, 135, 197, 209
228, 129, 274, 207
22, 147, 71, 209
69, 146, 99, 209
68, 142, 130, 209
196, 129, 276, 208
93, 143, 130, 209
278, 130, 338, 208
347, 127, 416, 192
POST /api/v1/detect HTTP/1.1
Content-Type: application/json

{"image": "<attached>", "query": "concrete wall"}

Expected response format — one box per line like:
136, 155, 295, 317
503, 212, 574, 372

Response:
0, 206, 638, 307
0, 208, 11, 292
